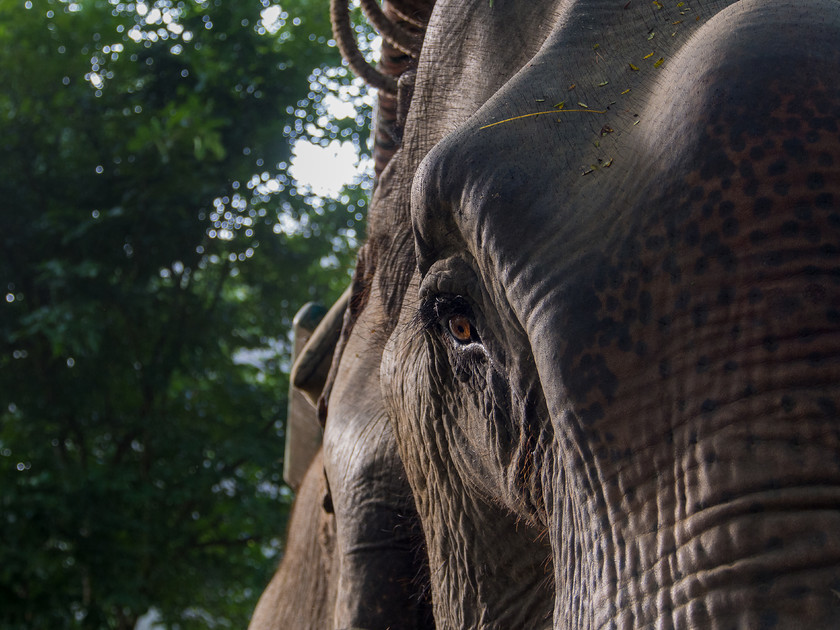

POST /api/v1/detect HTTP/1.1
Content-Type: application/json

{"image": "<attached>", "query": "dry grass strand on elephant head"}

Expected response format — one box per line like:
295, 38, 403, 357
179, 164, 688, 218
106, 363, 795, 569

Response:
479, 108, 608, 130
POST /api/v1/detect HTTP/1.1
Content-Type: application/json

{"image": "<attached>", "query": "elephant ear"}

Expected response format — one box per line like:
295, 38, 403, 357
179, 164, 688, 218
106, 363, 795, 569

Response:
283, 238, 376, 490
316, 242, 377, 429
282, 291, 347, 491
290, 288, 350, 406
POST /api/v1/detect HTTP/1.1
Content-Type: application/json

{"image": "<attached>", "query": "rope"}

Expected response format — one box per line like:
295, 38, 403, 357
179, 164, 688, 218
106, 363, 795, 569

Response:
330, 0, 398, 93
359, 0, 421, 57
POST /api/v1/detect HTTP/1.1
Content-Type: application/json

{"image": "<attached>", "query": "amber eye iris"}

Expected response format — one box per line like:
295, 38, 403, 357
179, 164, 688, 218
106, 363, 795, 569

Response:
447, 315, 473, 343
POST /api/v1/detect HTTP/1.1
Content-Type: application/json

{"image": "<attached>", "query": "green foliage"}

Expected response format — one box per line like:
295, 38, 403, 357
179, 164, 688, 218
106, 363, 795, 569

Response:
0, 0, 370, 627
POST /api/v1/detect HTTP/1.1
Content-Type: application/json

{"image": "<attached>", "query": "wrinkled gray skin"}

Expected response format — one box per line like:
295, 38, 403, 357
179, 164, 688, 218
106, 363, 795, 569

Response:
249, 449, 338, 630
345, 0, 840, 628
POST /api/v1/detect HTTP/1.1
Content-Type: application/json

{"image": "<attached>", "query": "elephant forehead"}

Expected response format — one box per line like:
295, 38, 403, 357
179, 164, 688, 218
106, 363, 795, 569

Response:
411, 0, 840, 277
410, 0, 731, 276
415, 0, 563, 116
411, 133, 561, 277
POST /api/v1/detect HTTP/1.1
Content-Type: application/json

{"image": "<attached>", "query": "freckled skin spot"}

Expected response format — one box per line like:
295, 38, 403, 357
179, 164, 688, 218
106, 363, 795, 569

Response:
638, 291, 652, 324
807, 172, 826, 190
764, 249, 785, 267
738, 162, 756, 180
781, 396, 796, 412
646, 235, 665, 251
754, 197, 774, 217
783, 137, 808, 164
743, 178, 760, 197
819, 243, 839, 259
717, 286, 734, 306
722, 217, 739, 237
797, 327, 816, 342
684, 221, 700, 246
795, 204, 813, 221
692, 303, 709, 327
759, 610, 779, 629
817, 397, 838, 416
717, 245, 737, 272
781, 221, 800, 238
622, 277, 639, 301
701, 233, 721, 256
816, 192, 834, 209
773, 180, 791, 196
767, 159, 787, 177
763, 336, 780, 352
663, 254, 682, 283
817, 152, 834, 167
750, 230, 768, 243
804, 225, 821, 243
675, 290, 691, 312
689, 186, 704, 202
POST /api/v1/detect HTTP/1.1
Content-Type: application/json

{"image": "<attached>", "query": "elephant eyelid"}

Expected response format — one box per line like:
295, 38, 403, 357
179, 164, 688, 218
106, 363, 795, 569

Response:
418, 295, 483, 346
417, 295, 442, 332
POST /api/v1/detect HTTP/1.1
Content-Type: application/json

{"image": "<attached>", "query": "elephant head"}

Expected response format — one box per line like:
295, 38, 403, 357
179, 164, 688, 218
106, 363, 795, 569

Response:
250, 280, 433, 630
340, 0, 840, 627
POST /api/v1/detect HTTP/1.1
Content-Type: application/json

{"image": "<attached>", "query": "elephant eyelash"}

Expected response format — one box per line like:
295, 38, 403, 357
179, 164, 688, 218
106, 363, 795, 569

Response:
418, 295, 482, 346
417, 296, 441, 332
417, 295, 469, 330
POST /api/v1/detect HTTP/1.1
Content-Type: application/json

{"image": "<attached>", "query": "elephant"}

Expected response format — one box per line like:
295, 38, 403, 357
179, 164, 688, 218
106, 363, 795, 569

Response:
307, 0, 840, 627
250, 276, 433, 629
249, 448, 338, 630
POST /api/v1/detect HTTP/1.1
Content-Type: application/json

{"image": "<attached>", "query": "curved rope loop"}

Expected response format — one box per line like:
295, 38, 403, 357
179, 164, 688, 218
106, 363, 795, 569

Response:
359, 0, 422, 58
330, 0, 399, 93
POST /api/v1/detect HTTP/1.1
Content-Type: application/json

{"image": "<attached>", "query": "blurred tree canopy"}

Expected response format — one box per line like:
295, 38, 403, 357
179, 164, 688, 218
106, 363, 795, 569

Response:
0, 0, 372, 628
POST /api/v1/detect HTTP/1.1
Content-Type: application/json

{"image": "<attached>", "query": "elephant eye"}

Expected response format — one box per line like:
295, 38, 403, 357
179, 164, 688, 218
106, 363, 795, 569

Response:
418, 295, 483, 347
447, 315, 474, 344
441, 304, 481, 347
